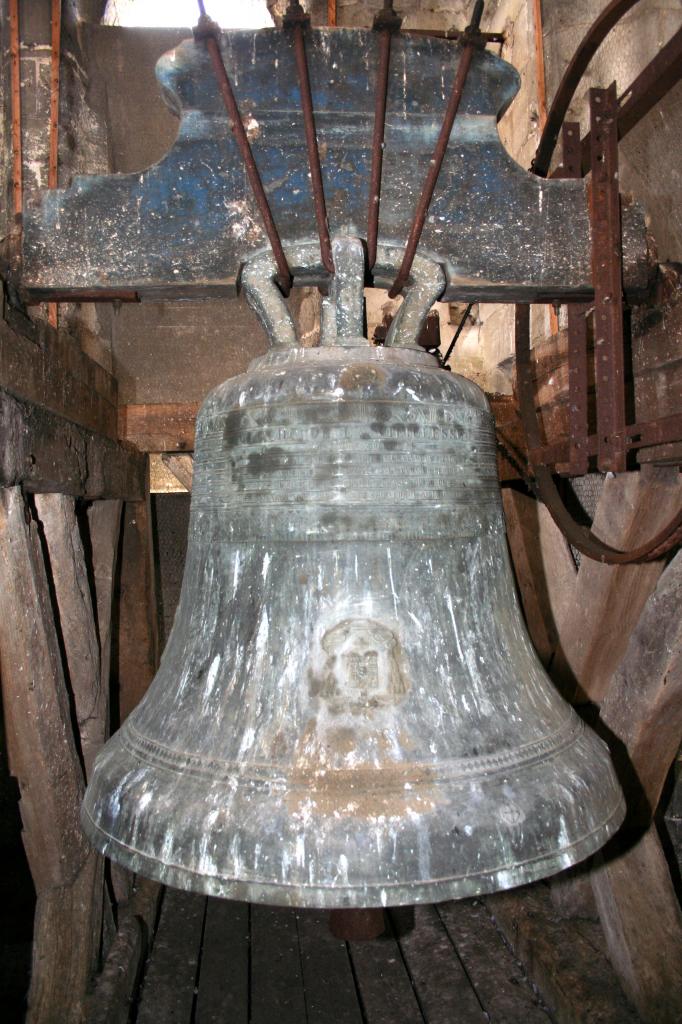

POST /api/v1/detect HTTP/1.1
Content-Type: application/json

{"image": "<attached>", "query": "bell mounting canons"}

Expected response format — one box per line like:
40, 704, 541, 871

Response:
82, 239, 624, 907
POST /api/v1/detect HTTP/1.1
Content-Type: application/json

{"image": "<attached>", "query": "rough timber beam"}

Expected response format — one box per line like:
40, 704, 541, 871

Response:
0, 387, 146, 500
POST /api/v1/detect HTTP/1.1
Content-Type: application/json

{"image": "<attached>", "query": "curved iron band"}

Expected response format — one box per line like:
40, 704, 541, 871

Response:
515, 304, 682, 565
194, 13, 293, 295
531, 0, 643, 177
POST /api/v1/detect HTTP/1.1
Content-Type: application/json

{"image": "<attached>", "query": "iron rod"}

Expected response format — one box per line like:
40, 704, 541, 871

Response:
195, 12, 293, 295
9, 0, 22, 266
48, 0, 61, 329
589, 84, 626, 474
367, 3, 401, 271
558, 124, 589, 476
289, 13, 334, 275
442, 302, 474, 366
388, 1, 483, 298
367, 29, 392, 272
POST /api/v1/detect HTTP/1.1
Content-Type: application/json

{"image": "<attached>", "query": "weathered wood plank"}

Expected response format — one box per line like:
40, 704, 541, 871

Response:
161, 452, 194, 492
115, 494, 160, 723
119, 402, 199, 453
591, 828, 682, 1024
0, 315, 117, 438
1, 387, 145, 499
34, 493, 103, 778
486, 885, 639, 1024
0, 487, 88, 889
251, 905, 307, 1024
437, 899, 552, 1022
195, 899, 249, 1024
348, 926, 424, 1024
489, 395, 531, 483
85, 911, 143, 1024
297, 910, 363, 1024
29, 852, 102, 1024
502, 488, 576, 667
390, 903, 485, 1024
87, 499, 123, 732
87, 878, 166, 1024
598, 550, 682, 823
0, 486, 95, 1024
137, 889, 206, 1024
551, 467, 682, 702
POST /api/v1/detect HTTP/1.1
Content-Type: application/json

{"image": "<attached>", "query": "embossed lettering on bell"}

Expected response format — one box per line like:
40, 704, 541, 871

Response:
83, 242, 624, 907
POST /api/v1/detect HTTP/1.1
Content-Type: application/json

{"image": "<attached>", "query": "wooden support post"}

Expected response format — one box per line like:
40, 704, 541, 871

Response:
85, 878, 162, 1024
599, 549, 682, 824
116, 484, 160, 724
87, 500, 124, 730
0, 486, 94, 1024
34, 493, 103, 778
591, 828, 682, 1023
551, 467, 682, 702
502, 488, 576, 668
161, 452, 194, 493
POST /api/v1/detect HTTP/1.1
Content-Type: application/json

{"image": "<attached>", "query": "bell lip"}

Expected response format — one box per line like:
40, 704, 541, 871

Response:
81, 793, 625, 909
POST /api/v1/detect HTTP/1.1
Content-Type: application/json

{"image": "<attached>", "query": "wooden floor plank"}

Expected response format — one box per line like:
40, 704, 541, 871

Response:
390, 904, 486, 1024
348, 926, 424, 1024
437, 900, 552, 1023
250, 905, 307, 1024
137, 889, 206, 1024
296, 910, 363, 1024
195, 899, 249, 1024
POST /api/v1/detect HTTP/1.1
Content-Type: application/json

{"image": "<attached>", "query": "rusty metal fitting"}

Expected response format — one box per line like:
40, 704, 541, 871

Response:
283, 0, 310, 29
373, 2, 402, 33
450, 0, 487, 49
445, 28, 502, 46
193, 13, 221, 42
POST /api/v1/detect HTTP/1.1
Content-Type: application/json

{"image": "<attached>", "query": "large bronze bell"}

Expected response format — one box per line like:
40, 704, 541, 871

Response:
83, 240, 624, 907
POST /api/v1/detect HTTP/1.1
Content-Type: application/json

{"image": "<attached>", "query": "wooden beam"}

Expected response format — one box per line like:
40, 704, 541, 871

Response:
118, 402, 199, 452
486, 885, 639, 1024
34, 493, 103, 779
0, 486, 98, 1024
0, 487, 88, 889
489, 395, 531, 483
591, 828, 682, 1023
88, 500, 124, 722
115, 491, 160, 723
161, 453, 194, 492
599, 549, 682, 823
85, 878, 162, 1024
502, 488, 576, 667
0, 316, 117, 438
1, 387, 145, 499
551, 467, 682, 702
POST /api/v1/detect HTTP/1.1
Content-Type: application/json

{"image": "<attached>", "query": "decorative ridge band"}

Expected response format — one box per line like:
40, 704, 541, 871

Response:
119, 713, 582, 788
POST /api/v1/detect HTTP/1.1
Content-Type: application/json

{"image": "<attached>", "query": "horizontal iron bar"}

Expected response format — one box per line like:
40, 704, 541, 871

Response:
529, 412, 682, 468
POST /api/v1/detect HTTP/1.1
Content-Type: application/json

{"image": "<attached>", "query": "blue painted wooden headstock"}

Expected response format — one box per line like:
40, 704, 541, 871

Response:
21, 28, 646, 301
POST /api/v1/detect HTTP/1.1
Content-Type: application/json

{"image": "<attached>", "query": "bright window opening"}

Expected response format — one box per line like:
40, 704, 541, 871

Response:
102, 0, 274, 29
